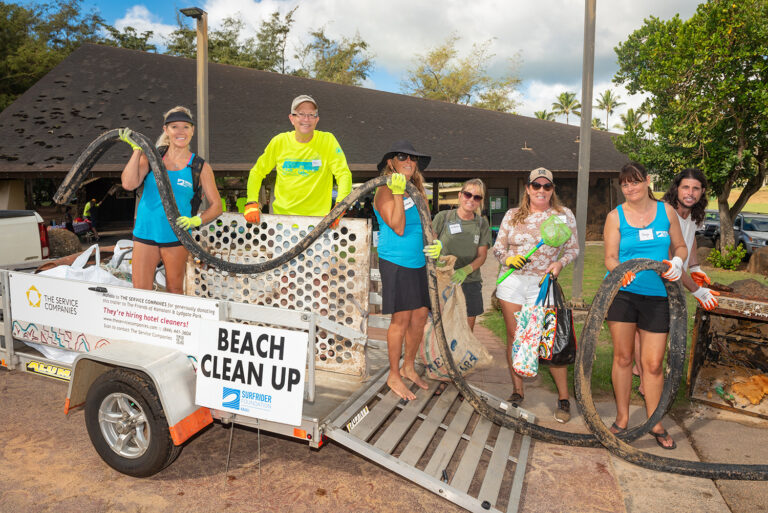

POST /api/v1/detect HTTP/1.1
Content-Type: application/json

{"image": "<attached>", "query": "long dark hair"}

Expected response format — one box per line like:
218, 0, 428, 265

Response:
662, 168, 708, 225
619, 162, 656, 200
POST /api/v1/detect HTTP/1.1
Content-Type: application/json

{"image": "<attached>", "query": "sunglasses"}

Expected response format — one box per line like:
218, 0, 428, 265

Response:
395, 153, 419, 162
461, 190, 484, 202
529, 182, 554, 191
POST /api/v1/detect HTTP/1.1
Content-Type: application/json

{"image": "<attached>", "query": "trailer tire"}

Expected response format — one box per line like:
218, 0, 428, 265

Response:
84, 368, 182, 477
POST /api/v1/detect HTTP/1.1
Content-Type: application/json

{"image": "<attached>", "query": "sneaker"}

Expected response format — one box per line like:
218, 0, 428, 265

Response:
554, 399, 571, 423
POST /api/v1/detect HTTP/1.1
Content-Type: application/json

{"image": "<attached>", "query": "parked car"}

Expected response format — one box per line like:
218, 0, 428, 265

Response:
697, 209, 720, 243
733, 212, 768, 256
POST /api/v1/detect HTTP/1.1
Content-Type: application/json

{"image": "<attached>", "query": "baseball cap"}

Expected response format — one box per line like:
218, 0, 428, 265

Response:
528, 167, 553, 183
291, 95, 318, 113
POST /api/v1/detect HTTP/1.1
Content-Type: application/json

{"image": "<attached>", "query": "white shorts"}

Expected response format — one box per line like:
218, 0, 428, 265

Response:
495, 273, 546, 305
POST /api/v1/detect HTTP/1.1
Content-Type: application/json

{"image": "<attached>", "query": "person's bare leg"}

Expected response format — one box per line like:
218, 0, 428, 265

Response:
467, 316, 476, 331
549, 365, 569, 400
500, 299, 524, 398
639, 329, 675, 448
608, 321, 637, 430
386, 310, 416, 400
400, 306, 429, 390
633, 331, 644, 395
160, 245, 189, 294
131, 241, 161, 290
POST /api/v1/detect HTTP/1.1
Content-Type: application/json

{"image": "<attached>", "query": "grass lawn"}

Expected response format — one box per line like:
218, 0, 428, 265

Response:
480, 243, 768, 403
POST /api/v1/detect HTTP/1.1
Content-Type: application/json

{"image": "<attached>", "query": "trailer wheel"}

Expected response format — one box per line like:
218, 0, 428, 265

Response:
84, 368, 182, 477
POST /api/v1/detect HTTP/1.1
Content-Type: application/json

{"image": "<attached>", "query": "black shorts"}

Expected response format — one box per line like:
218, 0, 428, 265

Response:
606, 290, 670, 333
461, 280, 484, 317
379, 258, 430, 315
133, 235, 183, 248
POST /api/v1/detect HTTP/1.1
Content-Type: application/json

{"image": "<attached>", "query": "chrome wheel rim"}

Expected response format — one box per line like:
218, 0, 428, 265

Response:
98, 392, 150, 458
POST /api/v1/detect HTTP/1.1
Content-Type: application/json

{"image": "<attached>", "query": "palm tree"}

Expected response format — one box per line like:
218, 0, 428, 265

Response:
551, 92, 581, 125
637, 100, 653, 127
534, 110, 555, 121
614, 108, 644, 133
591, 117, 605, 130
594, 89, 624, 128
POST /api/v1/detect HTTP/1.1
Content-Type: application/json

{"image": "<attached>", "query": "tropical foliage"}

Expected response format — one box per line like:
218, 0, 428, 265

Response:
401, 34, 521, 113
613, 0, 768, 248
594, 89, 624, 129
534, 110, 555, 121
551, 91, 581, 125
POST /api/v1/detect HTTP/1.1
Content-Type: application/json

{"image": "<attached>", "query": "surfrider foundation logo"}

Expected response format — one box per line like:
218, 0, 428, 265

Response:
26, 286, 42, 307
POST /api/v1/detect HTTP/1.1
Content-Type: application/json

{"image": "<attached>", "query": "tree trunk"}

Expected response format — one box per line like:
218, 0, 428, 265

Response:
717, 196, 735, 251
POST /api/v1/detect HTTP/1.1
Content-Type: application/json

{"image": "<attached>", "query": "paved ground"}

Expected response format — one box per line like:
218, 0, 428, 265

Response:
2, 235, 766, 512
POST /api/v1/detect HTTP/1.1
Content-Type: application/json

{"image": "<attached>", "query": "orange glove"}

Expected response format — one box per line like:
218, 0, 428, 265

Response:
244, 202, 260, 224
689, 265, 711, 287
621, 271, 636, 287
330, 210, 345, 230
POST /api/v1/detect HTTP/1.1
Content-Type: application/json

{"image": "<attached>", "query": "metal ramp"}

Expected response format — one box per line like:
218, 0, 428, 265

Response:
325, 370, 534, 513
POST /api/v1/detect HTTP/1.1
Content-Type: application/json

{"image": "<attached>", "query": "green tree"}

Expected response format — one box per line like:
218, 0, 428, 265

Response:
401, 34, 520, 113
594, 89, 624, 129
165, 15, 260, 67
254, 7, 297, 73
294, 29, 374, 86
591, 117, 605, 130
102, 25, 157, 52
0, 0, 106, 110
551, 91, 581, 125
613, 108, 643, 133
534, 110, 555, 121
613, 0, 768, 248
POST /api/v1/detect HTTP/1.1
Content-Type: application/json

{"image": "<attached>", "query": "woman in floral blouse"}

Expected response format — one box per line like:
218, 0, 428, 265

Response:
492, 167, 579, 423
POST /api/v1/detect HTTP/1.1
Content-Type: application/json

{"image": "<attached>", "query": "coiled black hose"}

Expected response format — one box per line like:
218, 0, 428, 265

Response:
56, 129, 768, 479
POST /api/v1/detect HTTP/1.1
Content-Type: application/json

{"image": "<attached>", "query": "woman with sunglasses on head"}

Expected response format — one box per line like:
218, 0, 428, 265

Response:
492, 167, 579, 423
374, 140, 438, 401
603, 162, 686, 449
119, 106, 222, 293
431, 179, 491, 330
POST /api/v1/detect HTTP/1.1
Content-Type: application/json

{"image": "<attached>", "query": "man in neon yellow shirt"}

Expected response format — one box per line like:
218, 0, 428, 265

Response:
244, 95, 352, 226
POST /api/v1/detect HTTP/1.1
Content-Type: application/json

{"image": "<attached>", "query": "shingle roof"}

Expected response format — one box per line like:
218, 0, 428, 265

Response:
0, 44, 627, 179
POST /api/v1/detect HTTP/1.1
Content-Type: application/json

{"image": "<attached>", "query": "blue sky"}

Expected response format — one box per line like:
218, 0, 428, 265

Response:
20, 0, 702, 123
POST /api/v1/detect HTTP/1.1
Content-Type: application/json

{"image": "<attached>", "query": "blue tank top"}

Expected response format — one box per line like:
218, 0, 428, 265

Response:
374, 196, 426, 268
617, 201, 670, 297
133, 155, 195, 243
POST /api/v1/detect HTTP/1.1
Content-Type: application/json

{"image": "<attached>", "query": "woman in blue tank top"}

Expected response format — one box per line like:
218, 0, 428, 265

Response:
373, 140, 434, 402
119, 106, 222, 294
603, 162, 687, 449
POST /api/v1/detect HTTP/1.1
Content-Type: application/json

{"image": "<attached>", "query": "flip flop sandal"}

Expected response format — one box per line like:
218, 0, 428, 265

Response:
610, 422, 627, 434
650, 429, 677, 450
434, 382, 448, 396
508, 393, 524, 405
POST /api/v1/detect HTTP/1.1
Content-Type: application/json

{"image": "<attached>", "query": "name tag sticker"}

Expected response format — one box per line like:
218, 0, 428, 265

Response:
639, 228, 654, 241
558, 215, 567, 224
474, 234, 480, 244
403, 197, 415, 210
312, 159, 322, 168
448, 223, 462, 234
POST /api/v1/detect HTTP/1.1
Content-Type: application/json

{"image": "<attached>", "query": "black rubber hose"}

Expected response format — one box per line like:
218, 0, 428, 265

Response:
574, 259, 768, 480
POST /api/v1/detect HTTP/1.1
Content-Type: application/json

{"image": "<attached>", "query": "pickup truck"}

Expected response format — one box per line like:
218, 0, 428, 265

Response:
0, 210, 50, 267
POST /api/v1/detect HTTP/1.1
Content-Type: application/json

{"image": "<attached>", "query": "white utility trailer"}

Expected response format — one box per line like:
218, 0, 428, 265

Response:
0, 214, 533, 513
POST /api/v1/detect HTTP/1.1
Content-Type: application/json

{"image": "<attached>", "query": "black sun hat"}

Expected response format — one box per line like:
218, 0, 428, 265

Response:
377, 140, 431, 172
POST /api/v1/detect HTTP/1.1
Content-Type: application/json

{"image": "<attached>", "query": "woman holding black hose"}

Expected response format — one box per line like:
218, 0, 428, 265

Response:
119, 106, 222, 293
603, 162, 686, 450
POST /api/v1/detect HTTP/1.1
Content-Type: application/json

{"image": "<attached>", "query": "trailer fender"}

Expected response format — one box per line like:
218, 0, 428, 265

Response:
65, 340, 212, 444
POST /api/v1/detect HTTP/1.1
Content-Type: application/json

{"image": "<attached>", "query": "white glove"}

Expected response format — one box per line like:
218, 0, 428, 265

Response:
689, 265, 711, 287
692, 286, 720, 311
662, 256, 683, 281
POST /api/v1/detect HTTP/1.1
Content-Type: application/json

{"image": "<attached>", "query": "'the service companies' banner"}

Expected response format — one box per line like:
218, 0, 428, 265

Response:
9, 272, 219, 355
195, 319, 308, 426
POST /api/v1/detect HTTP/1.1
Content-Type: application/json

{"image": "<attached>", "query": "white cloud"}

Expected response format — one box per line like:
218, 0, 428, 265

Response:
148, 0, 700, 120
113, 5, 177, 47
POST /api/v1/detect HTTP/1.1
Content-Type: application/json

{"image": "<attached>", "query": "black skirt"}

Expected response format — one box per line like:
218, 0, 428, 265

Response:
379, 258, 430, 314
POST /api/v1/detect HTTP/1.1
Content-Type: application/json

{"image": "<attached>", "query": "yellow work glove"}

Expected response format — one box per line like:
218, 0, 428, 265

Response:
118, 128, 142, 152
505, 254, 529, 270
423, 239, 442, 259
387, 173, 406, 195
451, 264, 474, 284
244, 202, 260, 224
175, 216, 201, 230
